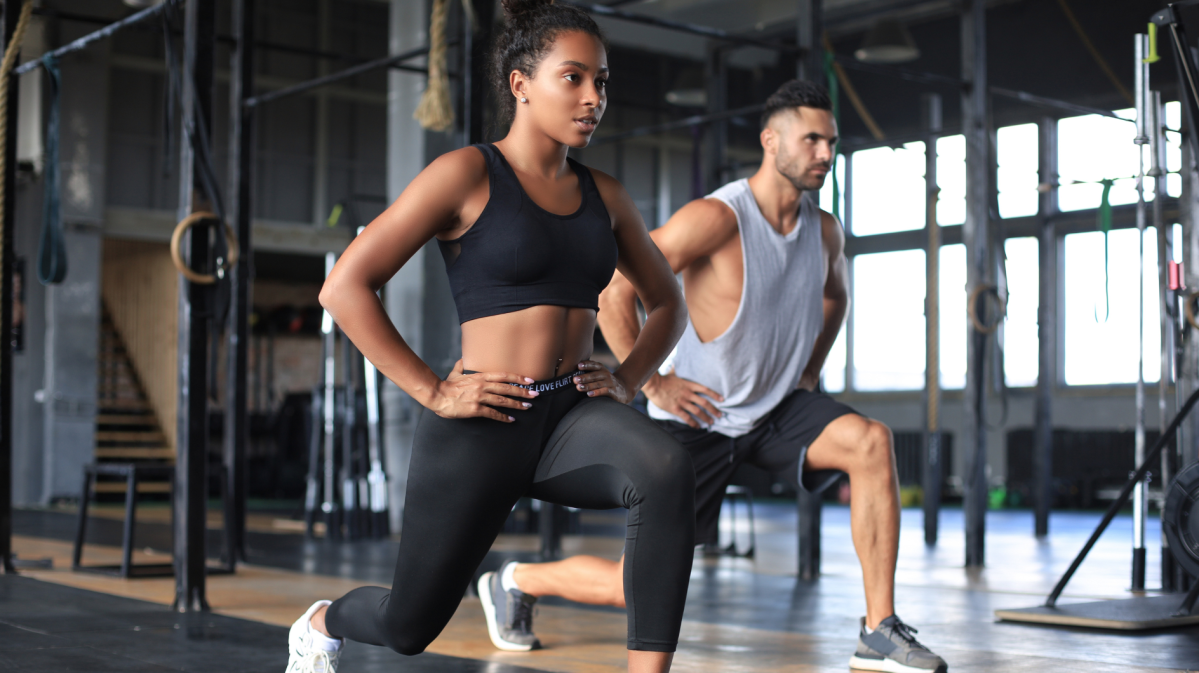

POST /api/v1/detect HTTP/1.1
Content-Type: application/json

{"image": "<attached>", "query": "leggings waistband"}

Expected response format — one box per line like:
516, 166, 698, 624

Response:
462, 371, 580, 395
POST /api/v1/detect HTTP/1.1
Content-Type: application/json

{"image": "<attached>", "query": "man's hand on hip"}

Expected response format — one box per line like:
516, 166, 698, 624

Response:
644, 371, 724, 429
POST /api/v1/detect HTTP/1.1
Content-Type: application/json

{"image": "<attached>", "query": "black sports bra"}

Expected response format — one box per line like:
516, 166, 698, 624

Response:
437, 144, 619, 324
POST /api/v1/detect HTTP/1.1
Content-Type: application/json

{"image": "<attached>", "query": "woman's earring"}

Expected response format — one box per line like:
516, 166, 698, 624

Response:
520, 97, 528, 103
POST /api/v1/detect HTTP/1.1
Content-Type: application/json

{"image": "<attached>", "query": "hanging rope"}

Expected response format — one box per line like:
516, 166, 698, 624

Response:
38, 53, 66, 285
1094, 178, 1113, 322
822, 33, 885, 141
1056, 0, 1134, 106
415, 0, 453, 131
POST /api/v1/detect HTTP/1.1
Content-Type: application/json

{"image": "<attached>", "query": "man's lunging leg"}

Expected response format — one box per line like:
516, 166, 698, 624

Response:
804, 414, 899, 629
514, 555, 626, 608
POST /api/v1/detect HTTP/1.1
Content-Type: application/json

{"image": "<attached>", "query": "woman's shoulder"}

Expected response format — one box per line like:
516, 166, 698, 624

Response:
421, 146, 489, 186
579, 163, 625, 202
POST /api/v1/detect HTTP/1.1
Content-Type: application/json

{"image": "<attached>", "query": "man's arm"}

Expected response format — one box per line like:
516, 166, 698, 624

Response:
597, 198, 737, 426
798, 209, 850, 391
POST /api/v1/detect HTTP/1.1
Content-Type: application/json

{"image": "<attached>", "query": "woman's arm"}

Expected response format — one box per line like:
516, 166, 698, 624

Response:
319, 148, 536, 422
573, 170, 687, 402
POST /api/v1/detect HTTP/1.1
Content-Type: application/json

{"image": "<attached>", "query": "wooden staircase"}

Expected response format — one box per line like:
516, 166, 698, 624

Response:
95, 304, 174, 494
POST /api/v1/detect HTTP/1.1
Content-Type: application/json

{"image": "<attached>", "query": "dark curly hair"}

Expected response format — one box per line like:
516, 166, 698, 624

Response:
760, 79, 832, 130
491, 0, 607, 128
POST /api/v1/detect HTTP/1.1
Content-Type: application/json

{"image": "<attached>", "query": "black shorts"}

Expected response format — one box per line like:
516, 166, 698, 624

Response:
653, 388, 857, 545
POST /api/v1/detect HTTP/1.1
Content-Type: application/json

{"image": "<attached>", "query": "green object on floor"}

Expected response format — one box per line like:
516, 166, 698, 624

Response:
988, 486, 1008, 510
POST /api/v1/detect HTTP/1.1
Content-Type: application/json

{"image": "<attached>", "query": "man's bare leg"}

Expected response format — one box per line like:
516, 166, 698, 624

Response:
804, 414, 899, 629
514, 555, 626, 607
628, 651, 672, 673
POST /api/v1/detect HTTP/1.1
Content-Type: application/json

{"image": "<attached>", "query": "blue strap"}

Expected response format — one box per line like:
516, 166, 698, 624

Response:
38, 53, 66, 285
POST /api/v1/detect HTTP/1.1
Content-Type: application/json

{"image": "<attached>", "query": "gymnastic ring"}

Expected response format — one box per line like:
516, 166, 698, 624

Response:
1184, 291, 1199, 331
968, 283, 1006, 335
169, 212, 239, 285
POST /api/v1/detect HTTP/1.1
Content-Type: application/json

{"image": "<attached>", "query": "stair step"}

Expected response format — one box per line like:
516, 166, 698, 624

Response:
97, 399, 151, 411
95, 447, 175, 460
95, 414, 157, 426
95, 430, 166, 443
94, 481, 171, 494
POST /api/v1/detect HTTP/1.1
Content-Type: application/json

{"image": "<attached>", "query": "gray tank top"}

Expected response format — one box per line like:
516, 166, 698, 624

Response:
648, 179, 826, 437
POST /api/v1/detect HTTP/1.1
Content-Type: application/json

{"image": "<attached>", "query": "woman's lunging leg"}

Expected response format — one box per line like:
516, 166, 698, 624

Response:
323, 413, 539, 654
530, 398, 695, 654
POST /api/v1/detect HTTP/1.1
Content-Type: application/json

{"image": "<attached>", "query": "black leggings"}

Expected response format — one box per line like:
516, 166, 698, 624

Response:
324, 372, 696, 654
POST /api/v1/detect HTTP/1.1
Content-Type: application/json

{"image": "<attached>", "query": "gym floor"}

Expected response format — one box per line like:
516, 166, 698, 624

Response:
4, 503, 1197, 672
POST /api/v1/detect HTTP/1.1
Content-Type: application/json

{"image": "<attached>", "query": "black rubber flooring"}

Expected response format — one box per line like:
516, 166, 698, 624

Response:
0, 574, 546, 673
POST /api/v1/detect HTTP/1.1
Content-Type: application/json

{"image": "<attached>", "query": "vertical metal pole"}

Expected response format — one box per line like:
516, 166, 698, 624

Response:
1034, 117, 1058, 538
1132, 33, 1150, 592
0, 0, 21, 576
704, 43, 726, 193
1151, 89, 1176, 593
224, 0, 255, 567
923, 93, 942, 546
795, 0, 823, 81
961, 0, 990, 568
175, 0, 217, 613
465, 0, 494, 145
321, 252, 340, 540
796, 0, 826, 580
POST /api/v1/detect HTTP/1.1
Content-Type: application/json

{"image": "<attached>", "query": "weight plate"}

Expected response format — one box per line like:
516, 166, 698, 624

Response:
1164, 461, 1199, 580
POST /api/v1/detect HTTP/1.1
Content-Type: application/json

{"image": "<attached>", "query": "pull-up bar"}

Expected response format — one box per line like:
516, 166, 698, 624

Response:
13, 0, 181, 76
244, 43, 452, 108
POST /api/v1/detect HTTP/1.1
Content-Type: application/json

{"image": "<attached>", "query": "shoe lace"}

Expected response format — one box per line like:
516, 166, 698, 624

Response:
889, 619, 929, 651
509, 593, 537, 634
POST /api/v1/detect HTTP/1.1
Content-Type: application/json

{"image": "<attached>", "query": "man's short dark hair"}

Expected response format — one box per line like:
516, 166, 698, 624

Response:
760, 79, 832, 130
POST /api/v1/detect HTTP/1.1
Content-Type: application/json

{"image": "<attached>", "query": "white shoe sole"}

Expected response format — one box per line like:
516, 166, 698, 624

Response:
849, 654, 945, 673
477, 572, 535, 652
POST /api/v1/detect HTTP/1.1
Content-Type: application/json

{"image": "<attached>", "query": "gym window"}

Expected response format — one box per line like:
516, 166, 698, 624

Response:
850, 141, 926, 236
1063, 228, 1162, 385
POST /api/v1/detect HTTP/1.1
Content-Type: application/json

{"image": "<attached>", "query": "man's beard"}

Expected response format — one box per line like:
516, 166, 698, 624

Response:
776, 150, 828, 192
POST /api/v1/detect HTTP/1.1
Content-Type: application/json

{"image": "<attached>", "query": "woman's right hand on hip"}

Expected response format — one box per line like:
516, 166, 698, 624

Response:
430, 359, 539, 422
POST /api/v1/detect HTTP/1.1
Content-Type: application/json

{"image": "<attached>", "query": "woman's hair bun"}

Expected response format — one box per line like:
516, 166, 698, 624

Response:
501, 0, 554, 18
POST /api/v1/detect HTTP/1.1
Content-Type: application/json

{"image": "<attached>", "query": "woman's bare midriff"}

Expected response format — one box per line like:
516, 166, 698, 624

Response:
460, 305, 597, 381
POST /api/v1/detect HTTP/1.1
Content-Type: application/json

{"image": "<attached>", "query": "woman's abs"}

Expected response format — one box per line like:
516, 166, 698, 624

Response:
460, 305, 597, 380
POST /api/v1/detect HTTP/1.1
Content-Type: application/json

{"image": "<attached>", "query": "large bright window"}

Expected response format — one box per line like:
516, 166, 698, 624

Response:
1064, 228, 1161, 385
817, 154, 847, 220
850, 142, 926, 236
997, 125, 1039, 219
939, 244, 967, 389
1003, 237, 1039, 387
852, 250, 926, 390
821, 328, 847, 393
935, 135, 966, 225
1058, 109, 1157, 212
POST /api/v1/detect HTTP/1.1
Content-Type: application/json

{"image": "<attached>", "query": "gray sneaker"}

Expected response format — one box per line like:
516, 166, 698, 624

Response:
478, 561, 541, 651
848, 615, 947, 673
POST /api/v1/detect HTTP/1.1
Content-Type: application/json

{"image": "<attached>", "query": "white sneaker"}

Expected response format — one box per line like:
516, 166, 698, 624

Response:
286, 600, 343, 673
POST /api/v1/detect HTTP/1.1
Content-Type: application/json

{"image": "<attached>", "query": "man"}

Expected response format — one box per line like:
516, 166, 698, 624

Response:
478, 80, 948, 673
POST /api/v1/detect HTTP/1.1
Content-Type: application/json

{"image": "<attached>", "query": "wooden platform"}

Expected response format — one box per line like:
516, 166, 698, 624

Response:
995, 595, 1199, 630
9, 505, 1199, 672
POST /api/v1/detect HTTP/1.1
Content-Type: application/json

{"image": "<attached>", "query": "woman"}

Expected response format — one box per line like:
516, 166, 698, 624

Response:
283, 2, 694, 672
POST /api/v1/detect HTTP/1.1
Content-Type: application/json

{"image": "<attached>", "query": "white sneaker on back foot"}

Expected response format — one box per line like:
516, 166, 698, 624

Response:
286, 600, 343, 673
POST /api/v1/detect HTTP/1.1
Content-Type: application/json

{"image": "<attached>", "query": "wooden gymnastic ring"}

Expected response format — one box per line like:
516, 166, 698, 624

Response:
968, 283, 1006, 335
169, 212, 239, 285
1184, 290, 1199, 331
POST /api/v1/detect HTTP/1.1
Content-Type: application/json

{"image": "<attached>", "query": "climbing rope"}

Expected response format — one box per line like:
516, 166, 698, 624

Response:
38, 53, 65, 285
0, 0, 35, 293
822, 33, 885, 142
1056, 0, 1134, 106
415, 0, 453, 131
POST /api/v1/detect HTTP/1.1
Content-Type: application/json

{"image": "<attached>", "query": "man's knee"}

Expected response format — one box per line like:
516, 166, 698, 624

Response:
845, 419, 894, 476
